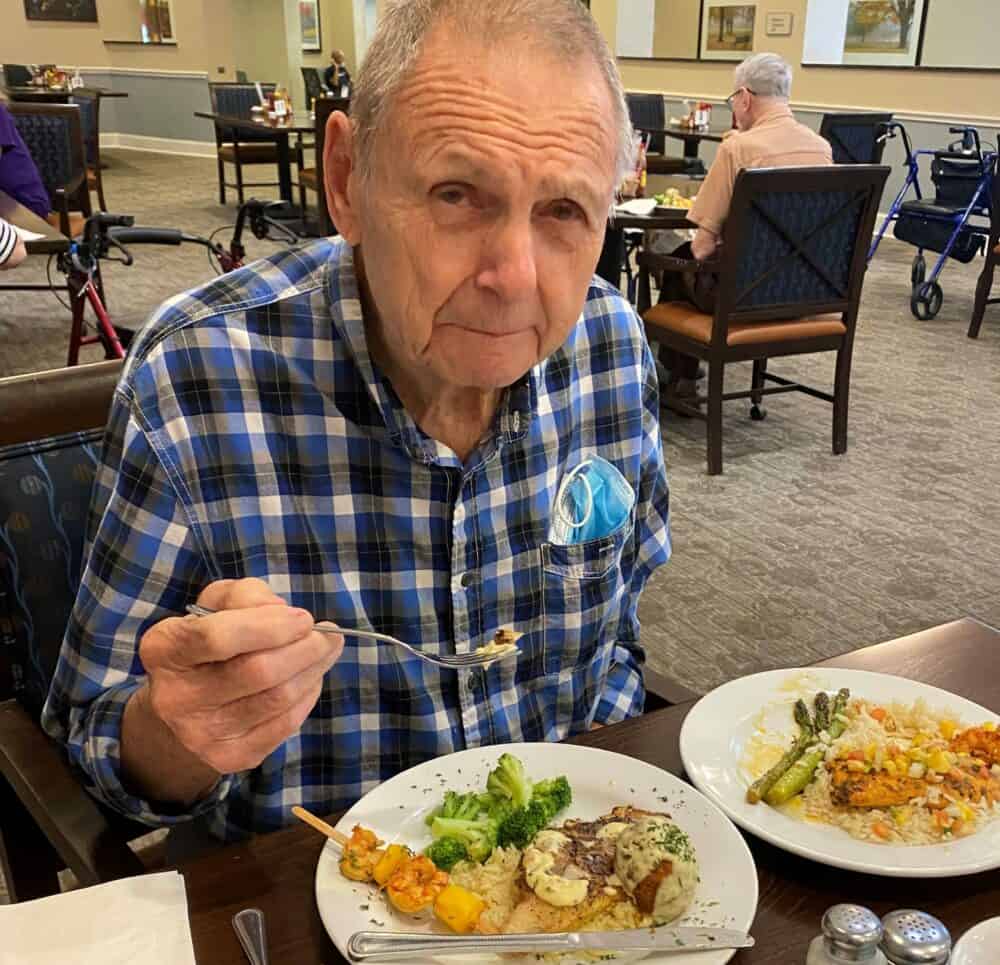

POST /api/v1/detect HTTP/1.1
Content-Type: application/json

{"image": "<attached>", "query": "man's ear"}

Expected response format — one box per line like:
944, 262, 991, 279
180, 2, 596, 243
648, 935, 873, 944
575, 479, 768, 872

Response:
323, 111, 361, 244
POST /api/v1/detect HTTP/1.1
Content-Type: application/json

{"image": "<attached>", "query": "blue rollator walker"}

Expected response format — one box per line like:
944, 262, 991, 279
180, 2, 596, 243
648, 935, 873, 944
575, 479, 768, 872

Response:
868, 123, 997, 320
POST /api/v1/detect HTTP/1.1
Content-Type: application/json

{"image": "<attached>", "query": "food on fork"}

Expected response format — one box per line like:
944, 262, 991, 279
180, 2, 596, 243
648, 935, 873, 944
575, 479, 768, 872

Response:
476, 627, 522, 659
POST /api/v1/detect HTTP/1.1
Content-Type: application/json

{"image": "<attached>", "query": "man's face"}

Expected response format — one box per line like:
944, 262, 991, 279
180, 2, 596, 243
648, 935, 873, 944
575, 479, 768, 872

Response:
344, 30, 618, 392
732, 87, 753, 131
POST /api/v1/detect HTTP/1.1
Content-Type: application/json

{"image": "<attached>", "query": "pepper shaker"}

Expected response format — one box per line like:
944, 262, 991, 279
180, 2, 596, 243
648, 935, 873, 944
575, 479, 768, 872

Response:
879, 910, 952, 965
807, 904, 888, 964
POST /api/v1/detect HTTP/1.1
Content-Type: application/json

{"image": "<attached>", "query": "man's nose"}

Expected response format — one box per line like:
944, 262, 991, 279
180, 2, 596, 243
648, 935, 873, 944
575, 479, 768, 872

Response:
476, 215, 538, 300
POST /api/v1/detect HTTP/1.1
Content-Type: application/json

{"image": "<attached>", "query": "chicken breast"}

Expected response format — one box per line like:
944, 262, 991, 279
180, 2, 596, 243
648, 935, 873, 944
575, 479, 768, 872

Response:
950, 727, 1000, 767
828, 762, 925, 808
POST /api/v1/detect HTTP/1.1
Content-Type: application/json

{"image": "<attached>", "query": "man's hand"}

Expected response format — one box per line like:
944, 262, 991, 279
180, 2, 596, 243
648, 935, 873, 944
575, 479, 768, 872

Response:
122, 578, 343, 804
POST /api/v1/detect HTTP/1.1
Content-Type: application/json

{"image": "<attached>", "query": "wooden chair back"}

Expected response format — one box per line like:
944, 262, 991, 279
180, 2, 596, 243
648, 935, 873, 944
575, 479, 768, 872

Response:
708, 164, 889, 347
208, 81, 276, 144
0, 361, 122, 714
7, 101, 91, 232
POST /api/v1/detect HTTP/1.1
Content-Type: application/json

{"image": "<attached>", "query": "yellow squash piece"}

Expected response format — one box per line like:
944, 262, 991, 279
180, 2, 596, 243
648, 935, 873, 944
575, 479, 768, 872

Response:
373, 844, 412, 887
433, 883, 487, 934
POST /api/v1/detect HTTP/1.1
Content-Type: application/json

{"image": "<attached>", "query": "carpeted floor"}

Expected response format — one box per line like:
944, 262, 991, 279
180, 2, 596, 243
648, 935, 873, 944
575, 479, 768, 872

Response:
1, 149, 999, 901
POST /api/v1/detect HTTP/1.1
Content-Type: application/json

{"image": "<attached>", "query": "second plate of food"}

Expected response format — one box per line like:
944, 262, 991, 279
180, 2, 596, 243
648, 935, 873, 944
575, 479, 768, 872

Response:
679, 667, 1000, 877
315, 742, 758, 964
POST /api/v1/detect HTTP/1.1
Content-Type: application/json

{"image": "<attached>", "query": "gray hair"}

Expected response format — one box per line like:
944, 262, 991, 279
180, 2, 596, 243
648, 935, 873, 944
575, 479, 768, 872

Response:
351, 0, 634, 185
734, 52, 792, 100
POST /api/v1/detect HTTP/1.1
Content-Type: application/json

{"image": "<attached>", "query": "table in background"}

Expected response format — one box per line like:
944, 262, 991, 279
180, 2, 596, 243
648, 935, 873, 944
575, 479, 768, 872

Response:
177, 618, 1000, 964
0, 188, 67, 256
5, 86, 128, 104
640, 123, 731, 167
194, 110, 314, 205
598, 207, 695, 298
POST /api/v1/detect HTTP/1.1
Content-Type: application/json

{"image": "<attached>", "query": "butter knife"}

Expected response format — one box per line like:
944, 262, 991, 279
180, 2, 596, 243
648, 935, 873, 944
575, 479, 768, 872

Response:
346, 926, 754, 960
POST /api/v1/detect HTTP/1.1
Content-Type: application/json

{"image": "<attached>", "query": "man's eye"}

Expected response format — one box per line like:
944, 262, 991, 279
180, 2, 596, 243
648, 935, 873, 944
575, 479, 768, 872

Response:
433, 185, 469, 205
548, 200, 584, 222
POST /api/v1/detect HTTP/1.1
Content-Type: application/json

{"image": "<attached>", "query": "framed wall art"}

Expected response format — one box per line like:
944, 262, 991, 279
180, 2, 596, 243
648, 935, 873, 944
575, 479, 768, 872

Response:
24, 0, 98, 22
700, 2, 757, 62
299, 0, 322, 52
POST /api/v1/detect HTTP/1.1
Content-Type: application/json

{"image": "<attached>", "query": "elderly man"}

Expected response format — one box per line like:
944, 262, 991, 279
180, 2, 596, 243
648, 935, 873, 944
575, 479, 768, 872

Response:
658, 52, 833, 398
689, 52, 833, 261
42, 0, 671, 844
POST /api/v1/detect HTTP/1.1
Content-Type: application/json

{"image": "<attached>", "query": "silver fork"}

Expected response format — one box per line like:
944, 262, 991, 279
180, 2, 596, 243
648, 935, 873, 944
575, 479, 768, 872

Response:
185, 603, 514, 670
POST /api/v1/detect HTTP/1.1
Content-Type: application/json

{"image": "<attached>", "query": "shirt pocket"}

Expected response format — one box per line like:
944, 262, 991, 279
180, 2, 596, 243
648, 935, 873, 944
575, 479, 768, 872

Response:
540, 511, 634, 676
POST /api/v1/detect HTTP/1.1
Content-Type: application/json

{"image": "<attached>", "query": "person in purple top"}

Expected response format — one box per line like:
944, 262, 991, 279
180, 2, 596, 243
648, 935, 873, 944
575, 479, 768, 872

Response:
0, 99, 51, 219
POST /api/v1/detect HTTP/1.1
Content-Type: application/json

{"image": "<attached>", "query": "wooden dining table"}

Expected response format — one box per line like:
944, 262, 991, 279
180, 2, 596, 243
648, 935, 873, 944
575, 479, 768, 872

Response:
0, 188, 68, 256
194, 110, 315, 205
176, 617, 1000, 963
5, 86, 128, 104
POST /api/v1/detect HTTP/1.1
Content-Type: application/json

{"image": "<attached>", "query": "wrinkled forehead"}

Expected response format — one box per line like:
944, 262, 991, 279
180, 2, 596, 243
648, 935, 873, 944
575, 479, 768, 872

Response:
374, 23, 618, 181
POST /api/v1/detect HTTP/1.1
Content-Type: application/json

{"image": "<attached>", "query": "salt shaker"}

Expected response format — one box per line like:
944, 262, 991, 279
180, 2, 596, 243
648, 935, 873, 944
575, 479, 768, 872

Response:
807, 904, 888, 964
879, 910, 952, 965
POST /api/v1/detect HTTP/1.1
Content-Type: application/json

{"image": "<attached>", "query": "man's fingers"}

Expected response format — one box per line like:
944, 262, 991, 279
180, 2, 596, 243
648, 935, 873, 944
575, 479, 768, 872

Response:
194, 676, 325, 774
196, 577, 287, 611
145, 604, 315, 669
215, 628, 344, 702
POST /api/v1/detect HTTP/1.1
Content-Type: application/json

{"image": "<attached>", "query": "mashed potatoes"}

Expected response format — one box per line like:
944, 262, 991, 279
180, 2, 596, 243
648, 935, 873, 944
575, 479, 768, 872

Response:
614, 817, 699, 924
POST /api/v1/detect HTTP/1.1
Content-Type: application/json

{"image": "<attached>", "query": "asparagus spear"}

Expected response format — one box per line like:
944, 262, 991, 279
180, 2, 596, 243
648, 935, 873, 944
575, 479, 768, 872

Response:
746, 699, 814, 804
764, 688, 851, 807
813, 690, 831, 734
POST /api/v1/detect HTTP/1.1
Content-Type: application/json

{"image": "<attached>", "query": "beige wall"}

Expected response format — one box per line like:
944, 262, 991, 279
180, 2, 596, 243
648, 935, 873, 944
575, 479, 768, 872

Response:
594, 0, 1000, 123
301, 0, 358, 76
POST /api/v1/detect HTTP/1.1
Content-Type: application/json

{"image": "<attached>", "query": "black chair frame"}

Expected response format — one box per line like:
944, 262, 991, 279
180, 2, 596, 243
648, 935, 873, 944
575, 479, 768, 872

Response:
969, 150, 1000, 338
639, 164, 889, 474
820, 112, 894, 165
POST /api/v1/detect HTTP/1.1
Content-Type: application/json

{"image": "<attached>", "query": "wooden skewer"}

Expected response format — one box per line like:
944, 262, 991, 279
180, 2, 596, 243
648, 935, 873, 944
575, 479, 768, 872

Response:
291, 805, 350, 847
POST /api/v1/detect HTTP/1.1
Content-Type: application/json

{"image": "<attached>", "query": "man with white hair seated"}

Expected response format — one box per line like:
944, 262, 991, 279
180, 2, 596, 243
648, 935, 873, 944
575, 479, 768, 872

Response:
42, 0, 671, 847
689, 52, 833, 261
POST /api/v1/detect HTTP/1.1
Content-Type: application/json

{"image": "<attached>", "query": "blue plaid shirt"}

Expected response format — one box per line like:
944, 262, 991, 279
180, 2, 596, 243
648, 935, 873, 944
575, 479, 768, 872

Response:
42, 238, 671, 841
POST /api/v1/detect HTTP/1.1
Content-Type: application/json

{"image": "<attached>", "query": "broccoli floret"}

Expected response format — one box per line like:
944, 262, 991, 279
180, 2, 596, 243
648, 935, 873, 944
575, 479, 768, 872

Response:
425, 790, 483, 826
497, 777, 573, 849
530, 776, 572, 823
486, 753, 532, 809
496, 802, 545, 849
478, 791, 515, 823
431, 816, 498, 863
424, 837, 469, 871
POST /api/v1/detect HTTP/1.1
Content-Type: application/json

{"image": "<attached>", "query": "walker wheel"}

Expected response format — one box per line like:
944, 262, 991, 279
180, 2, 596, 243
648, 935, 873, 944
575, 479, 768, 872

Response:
911, 281, 943, 321
911, 254, 926, 288
749, 404, 767, 421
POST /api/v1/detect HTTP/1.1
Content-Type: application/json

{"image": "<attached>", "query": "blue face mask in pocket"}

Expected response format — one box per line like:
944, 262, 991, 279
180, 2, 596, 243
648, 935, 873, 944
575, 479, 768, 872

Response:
550, 456, 636, 545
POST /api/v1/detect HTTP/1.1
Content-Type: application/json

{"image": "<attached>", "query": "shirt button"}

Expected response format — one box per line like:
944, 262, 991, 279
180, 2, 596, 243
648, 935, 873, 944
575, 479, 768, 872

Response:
465, 670, 478, 694
460, 571, 477, 588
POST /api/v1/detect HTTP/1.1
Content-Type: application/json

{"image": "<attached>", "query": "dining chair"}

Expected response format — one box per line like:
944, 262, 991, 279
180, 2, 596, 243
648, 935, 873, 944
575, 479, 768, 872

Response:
301, 66, 327, 104
209, 82, 301, 206
70, 90, 107, 212
969, 151, 1000, 339
626, 92, 687, 176
8, 101, 92, 238
820, 112, 894, 165
299, 95, 348, 236
2, 64, 32, 88
0, 361, 152, 903
639, 164, 890, 474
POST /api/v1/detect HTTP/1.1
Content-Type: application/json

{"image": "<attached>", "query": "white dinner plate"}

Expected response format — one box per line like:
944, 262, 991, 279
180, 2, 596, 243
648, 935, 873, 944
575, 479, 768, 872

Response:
315, 742, 758, 964
679, 668, 1000, 878
952, 916, 1000, 964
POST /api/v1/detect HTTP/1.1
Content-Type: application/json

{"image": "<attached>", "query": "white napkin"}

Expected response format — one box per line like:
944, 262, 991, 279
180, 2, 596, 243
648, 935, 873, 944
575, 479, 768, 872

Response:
614, 197, 657, 216
0, 871, 197, 965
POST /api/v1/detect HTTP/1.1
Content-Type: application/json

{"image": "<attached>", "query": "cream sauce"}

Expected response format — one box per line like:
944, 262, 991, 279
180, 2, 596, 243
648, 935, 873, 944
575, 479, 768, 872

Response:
522, 831, 589, 907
